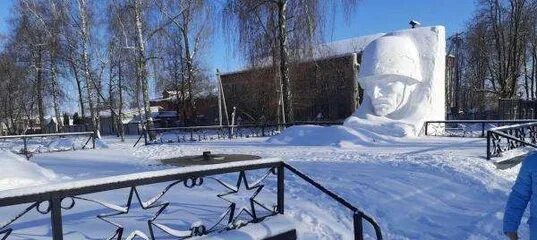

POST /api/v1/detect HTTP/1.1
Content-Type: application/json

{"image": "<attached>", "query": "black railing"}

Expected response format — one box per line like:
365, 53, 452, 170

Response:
486, 122, 537, 160
134, 122, 343, 147
424, 120, 537, 138
0, 159, 381, 240
0, 132, 96, 159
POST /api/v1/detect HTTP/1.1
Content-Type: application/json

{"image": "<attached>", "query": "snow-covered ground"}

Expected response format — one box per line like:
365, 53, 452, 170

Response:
0, 135, 530, 239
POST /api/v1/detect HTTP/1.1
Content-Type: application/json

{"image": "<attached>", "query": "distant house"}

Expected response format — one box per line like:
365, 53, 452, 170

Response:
0, 117, 35, 135
43, 116, 74, 133
97, 106, 162, 135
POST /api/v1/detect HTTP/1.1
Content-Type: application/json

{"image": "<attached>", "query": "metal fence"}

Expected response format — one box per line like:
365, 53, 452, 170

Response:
134, 122, 343, 147
486, 122, 537, 160
0, 132, 96, 159
498, 98, 537, 120
0, 159, 382, 240
423, 120, 537, 138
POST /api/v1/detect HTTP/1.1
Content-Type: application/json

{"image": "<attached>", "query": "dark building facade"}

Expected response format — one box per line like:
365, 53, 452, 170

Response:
220, 53, 361, 123
150, 90, 219, 126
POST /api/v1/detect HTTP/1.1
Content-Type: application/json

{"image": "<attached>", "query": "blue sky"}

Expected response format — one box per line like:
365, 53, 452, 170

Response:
0, 0, 476, 113
212, 0, 477, 72
0, 0, 476, 73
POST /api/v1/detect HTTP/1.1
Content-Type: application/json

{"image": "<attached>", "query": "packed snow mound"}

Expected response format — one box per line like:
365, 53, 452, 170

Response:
267, 125, 405, 146
0, 150, 59, 191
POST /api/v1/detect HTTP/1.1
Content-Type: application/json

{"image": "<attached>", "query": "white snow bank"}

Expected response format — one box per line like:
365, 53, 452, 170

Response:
266, 125, 406, 146
0, 150, 59, 191
196, 215, 296, 240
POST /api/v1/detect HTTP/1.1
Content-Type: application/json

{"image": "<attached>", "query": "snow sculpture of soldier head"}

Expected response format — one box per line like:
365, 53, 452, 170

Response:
344, 26, 446, 137
359, 36, 422, 117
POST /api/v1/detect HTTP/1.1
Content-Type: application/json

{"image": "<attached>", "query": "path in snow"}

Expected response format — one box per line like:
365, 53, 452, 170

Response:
0, 136, 529, 239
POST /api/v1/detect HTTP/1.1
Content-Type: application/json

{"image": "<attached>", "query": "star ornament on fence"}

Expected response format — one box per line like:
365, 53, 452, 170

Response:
214, 169, 276, 229
0, 201, 48, 240
0, 228, 12, 240
77, 186, 171, 240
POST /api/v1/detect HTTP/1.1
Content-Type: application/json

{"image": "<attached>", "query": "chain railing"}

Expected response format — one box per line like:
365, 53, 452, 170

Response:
486, 122, 537, 160
424, 120, 537, 138
134, 122, 343, 147
0, 159, 381, 240
0, 132, 96, 159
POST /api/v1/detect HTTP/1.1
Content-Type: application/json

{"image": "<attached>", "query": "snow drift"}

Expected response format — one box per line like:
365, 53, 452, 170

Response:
0, 150, 59, 191
266, 125, 406, 146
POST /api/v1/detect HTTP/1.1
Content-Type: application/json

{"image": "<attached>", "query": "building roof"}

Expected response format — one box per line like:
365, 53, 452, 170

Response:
315, 33, 385, 58
221, 33, 385, 76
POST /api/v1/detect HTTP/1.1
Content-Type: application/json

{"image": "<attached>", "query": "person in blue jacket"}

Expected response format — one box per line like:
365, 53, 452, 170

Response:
504, 153, 537, 240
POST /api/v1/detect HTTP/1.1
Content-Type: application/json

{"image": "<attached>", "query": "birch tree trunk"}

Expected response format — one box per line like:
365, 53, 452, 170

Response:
108, 60, 117, 136
35, 47, 47, 133
50, 58, 63, 132
134, 0, 155, 139
277, 0, 293, 123
78, 0, 100, 138
118, 57, 125, 142
69, 61, 86, 119
181, 28, 196, 125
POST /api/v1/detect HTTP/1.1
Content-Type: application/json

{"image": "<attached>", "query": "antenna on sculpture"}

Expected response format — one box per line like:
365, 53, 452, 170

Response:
409, 20, 420, 29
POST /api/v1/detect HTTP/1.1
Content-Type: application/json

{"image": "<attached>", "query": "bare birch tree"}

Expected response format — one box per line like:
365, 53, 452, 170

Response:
223, 0, 358, 124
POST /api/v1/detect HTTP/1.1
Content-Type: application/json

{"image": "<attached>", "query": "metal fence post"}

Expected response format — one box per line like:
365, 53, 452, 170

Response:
424, 122, 428, 136
277, 164, 284, 214
50, 197, 64, 240
23, 137, 28, 159
486, 131, 491, 160
353, 211, 364, 240
481, 122, 485, 138
92, 133, 96, 149
143, 129, 148, 145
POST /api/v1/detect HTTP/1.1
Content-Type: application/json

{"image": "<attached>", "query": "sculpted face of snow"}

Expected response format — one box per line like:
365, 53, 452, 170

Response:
359, 36, 422, 116
345, 26, 446, 137
364, 75, 417, 117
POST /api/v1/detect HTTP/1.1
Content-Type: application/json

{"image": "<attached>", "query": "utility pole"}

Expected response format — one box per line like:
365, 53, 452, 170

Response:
217, 69, 230, 126
216, 69, 222, 126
